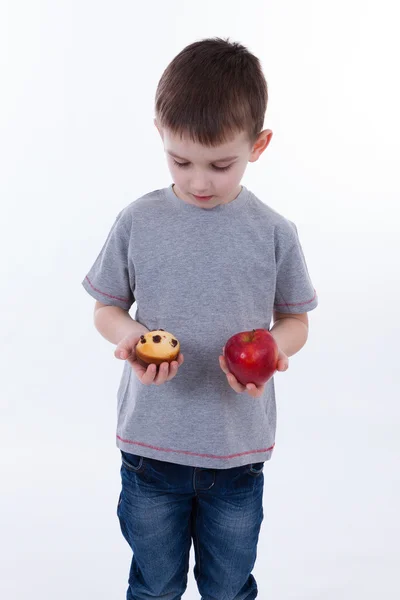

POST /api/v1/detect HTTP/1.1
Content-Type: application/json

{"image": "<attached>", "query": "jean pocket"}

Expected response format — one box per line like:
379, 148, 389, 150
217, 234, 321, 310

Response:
248, 462, 265, 477
121, 450, 146, 474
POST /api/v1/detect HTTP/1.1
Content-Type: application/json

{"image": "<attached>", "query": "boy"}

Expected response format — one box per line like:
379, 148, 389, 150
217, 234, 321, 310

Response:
82, 37, 318, 600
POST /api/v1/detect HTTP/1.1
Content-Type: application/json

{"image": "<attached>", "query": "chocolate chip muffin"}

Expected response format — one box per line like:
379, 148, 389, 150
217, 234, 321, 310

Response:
135, 329, 180, 367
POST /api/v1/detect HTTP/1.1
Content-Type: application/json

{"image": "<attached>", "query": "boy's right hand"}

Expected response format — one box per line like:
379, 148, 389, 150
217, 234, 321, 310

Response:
114, 332, 184, 386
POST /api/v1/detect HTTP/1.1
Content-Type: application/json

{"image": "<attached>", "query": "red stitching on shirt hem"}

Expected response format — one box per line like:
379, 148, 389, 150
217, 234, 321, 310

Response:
274, 288, 317, 308
116, 435, 274, 459
85, 276, 130, 303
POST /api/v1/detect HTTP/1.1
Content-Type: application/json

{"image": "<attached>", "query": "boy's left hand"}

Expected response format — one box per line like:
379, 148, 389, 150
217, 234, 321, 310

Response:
219, 347, 289, 398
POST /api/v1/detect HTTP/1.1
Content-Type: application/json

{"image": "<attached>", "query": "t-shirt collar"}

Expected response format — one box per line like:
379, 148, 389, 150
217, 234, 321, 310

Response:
165, 183, 250, 212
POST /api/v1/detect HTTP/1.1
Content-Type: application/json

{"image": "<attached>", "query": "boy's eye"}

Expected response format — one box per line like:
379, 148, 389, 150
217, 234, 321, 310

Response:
172, 159, 232, 172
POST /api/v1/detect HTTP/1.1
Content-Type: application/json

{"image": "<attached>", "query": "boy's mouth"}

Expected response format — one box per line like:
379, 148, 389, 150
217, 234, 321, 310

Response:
193, 194, 213, 201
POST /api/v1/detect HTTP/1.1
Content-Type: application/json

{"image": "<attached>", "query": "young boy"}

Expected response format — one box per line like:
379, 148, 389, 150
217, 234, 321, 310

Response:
82, 37, 318, 600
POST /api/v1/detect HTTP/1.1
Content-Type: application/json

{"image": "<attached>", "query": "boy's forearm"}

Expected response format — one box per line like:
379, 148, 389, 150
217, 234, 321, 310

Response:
269, 316, 308, 357
94, 305, 149, 345
94, 306, 308, 354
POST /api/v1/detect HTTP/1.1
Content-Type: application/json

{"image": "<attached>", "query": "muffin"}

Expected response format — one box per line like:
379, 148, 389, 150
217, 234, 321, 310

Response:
135, 329, 180, 367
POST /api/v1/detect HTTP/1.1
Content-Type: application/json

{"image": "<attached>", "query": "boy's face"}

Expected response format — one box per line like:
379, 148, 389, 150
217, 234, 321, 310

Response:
155, 121, 272, 209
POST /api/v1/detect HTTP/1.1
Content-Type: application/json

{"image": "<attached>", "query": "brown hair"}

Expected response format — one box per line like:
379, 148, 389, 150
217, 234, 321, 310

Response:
155, 37, 268, 148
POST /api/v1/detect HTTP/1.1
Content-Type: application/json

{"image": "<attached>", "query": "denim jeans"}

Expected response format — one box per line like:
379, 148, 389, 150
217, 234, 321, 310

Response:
117, 450, 265, 600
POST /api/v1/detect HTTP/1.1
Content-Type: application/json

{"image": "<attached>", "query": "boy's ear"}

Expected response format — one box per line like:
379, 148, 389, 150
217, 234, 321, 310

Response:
249, 129, 273, 162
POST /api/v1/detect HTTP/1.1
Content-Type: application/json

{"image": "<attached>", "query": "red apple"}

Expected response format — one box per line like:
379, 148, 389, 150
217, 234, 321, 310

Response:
224, 328, 279, 386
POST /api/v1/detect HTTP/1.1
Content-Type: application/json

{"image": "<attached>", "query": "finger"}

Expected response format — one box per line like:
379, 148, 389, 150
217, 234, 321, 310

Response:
153, 362, 170, 386
166, 360, 179, 381
165, 353, 184, 382
115, 346, 129, 360
139, 363, 158, 385
245, 383, 264, 398
227, 372, 246, 393
277, 359, 289, 371
127, 355, 147, 378
219, 356, 246, 392
219, 355, 229, 374
117, 342, 138, 361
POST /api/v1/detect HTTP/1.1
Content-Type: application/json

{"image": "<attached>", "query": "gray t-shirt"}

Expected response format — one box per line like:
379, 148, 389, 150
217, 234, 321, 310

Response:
82, 183, 318, 469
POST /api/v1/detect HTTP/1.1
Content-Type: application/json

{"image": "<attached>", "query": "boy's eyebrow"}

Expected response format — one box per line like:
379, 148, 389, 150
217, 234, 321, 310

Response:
166, 150, 239, 163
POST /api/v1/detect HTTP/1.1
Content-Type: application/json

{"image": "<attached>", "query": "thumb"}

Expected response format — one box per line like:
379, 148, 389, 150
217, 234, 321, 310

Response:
276, 357, 289, 371
114, 342, 133, 360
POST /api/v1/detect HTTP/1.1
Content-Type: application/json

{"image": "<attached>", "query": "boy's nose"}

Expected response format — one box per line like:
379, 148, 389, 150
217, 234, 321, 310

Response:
191, 177, 211, 195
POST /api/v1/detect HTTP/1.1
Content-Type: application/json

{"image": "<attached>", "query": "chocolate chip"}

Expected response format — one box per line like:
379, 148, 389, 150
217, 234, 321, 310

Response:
140, 338, 146, 344
171, 339, 178, 347
159, 328, 164, 331
152, 335, 161, 343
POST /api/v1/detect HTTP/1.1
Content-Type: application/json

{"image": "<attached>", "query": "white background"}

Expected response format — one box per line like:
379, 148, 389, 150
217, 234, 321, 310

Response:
1, 1, 399, 598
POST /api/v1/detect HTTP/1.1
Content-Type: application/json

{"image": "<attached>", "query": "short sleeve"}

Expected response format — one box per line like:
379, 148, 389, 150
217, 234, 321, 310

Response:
273, 221, 318, 313
81, 208, 135, 310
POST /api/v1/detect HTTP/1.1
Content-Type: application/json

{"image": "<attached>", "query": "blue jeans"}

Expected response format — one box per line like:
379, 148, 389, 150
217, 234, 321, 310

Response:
117, 450, 265, 600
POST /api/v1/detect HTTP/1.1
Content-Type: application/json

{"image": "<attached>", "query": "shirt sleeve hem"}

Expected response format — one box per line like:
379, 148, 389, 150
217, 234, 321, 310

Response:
273, 289, 318, 313
81, 276, 133, 310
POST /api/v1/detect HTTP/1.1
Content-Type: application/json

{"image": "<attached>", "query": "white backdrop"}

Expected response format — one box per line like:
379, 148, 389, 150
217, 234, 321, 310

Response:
1, 1, 399, 599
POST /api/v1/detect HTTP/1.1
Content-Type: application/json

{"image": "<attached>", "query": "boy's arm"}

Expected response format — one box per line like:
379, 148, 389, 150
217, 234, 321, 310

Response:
270, 310, 309, 357
94, 301, 148, 345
